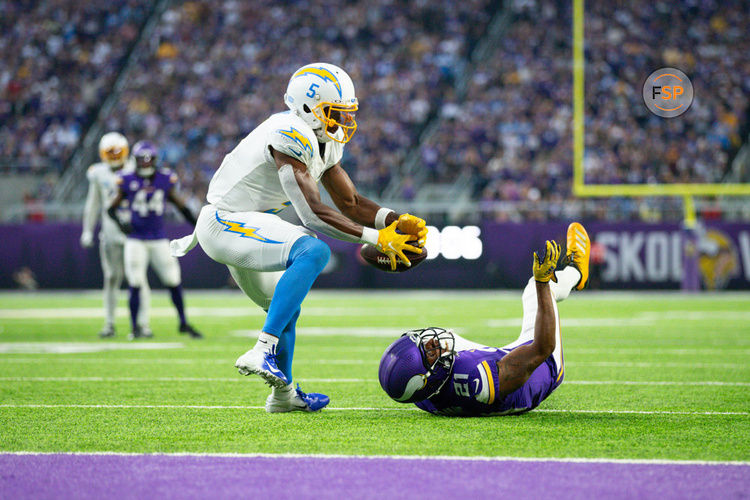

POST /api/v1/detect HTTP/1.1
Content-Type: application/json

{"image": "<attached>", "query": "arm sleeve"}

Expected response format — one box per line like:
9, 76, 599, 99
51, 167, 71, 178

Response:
324, 140, 344, 172
81, 167, 100, 235
277, 164, 378, 245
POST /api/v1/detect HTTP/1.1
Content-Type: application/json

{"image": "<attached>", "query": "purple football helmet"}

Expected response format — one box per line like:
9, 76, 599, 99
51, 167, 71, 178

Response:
132, 140, 158, 176
379, 327, 456, 403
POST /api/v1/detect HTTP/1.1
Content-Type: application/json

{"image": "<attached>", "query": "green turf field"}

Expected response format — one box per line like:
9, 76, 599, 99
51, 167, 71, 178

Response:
1, 290, 748, 461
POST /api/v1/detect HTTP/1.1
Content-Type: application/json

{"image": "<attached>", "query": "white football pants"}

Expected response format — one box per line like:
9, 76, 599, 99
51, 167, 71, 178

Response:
194, 205, 313, 310
99, 239, 149, 328
124, 238, 181, 288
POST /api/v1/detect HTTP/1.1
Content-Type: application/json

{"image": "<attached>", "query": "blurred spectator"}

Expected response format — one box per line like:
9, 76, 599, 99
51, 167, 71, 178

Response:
0, 1, 151, 172
101, 0, 495, 198
13, 267, 39, 290
2, 0, 747, 223
425, 0, 749, 221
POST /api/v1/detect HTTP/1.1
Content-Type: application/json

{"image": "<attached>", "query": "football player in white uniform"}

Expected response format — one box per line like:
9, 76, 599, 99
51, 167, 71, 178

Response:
81, 132, 150, 338
171, 62, 428, 413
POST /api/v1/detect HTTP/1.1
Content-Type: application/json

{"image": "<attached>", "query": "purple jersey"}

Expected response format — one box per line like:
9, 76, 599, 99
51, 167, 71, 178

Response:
414, 346, 563, 416
117, 169, 177, 240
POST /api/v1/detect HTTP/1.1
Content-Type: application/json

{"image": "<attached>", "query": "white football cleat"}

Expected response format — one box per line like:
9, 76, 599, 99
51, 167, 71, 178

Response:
265, 385, 330, 413
235, 346, 289, 389
265, 393, 310, 413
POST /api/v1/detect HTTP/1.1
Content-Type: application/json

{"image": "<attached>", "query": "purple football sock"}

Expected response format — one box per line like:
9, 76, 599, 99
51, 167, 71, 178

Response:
169, 285, 187, 326
128, 287, 140, 331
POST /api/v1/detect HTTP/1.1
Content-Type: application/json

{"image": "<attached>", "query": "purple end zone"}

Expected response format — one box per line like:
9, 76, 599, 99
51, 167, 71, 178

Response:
1, 453, 748, 500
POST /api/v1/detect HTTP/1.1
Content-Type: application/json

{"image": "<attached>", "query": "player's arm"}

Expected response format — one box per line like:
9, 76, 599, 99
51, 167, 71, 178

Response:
80, 170, 100, 247
106, 185, 132, 235
271, 148, 420, 267
166, 187, 197, 226
495, 241, 560, 397
321, 164, 427, 246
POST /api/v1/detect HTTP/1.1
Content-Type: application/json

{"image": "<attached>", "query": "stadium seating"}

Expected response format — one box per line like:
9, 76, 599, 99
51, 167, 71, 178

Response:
1, 0, 748, 221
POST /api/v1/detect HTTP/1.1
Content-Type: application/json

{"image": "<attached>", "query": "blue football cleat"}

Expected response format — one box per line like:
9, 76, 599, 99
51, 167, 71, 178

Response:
235, 346, 290, 388
295, 384, 330, 412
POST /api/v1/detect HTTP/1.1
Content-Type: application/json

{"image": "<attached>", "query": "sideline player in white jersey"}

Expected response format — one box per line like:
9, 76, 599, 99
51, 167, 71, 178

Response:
80, 132, 150, 338
171, 62, 428, 413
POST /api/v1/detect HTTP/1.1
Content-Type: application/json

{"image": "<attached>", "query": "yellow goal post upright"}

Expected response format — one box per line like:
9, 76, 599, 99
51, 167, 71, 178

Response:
571, 0, 750, 228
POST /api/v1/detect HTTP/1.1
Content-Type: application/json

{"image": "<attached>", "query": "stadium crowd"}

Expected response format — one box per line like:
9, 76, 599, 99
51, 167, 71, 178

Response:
584, 0, 749, 186
99, 0, 496, 210
2, 0, 748, 221
422, 0, 749, 221
0, 0, 151, 173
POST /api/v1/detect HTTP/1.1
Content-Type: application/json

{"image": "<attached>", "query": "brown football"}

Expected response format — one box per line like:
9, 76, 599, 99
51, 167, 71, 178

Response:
359, 244, 428, 273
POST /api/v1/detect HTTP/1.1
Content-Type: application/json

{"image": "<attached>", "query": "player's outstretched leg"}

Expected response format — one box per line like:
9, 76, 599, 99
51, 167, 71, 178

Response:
235, 236, 330, 390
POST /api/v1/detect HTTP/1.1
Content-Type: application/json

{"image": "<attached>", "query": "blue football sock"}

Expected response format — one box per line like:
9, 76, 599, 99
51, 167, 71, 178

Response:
128, 287, 140, 331
263, 236, 330, 338
168, 285, 187, 326
276, 308, 300, 382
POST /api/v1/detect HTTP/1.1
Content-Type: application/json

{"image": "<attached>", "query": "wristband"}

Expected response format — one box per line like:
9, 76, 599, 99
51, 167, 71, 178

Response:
374, 207, 395, 230
361, 227, 379, 246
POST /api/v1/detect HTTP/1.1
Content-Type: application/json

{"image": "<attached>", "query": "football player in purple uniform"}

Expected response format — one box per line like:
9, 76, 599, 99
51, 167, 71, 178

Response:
379, 223, 591, 416
107, 141, 203, 340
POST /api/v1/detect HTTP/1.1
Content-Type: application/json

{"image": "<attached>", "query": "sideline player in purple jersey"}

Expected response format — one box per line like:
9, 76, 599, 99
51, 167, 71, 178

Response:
379, 223, 591, 416
107, 141, 203, 340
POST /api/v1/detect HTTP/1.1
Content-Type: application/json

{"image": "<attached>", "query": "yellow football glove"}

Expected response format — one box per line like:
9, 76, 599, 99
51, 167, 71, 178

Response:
376, 221, 423, 271
396, 213, 428, 247
533, 240, 560, 283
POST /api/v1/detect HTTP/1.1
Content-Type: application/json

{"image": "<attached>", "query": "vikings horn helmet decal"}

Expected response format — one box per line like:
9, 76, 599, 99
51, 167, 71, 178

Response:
378, 328, 456, 403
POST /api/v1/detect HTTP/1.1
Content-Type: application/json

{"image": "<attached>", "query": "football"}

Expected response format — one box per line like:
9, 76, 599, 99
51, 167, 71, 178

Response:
360, 244, 428, 273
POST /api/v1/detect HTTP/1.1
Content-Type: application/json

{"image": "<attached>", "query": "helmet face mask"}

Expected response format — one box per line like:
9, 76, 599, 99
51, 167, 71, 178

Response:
284, 63, 359, 144
378, 328, 456, 404
98, 132, 129, 169
313, 103, 358, 144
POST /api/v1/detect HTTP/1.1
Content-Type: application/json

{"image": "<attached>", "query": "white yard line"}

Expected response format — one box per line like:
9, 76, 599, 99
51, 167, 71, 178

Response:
231, 328, 424, 337
0, 306, 415, 320
0, 358, 748, 369
570, 348, 750, 355
636, 311, 750, 321
488, 318, 654, 327
1, 377, 748, 386
0, 342, 184, 354
0, 358, 375, 365
0, 404, 747, 418
567, 361, 750, 369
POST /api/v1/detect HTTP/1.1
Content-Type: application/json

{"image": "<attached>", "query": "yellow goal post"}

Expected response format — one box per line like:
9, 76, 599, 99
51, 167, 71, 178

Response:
571, 0, 750, 225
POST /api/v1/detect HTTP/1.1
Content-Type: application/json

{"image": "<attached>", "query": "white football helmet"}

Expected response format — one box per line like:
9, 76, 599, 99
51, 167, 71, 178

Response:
98, 132, 129, 169
284, 63, 358, 144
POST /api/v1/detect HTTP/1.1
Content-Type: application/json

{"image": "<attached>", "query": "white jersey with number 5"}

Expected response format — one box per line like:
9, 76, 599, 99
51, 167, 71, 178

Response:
206, 111, 344, 214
